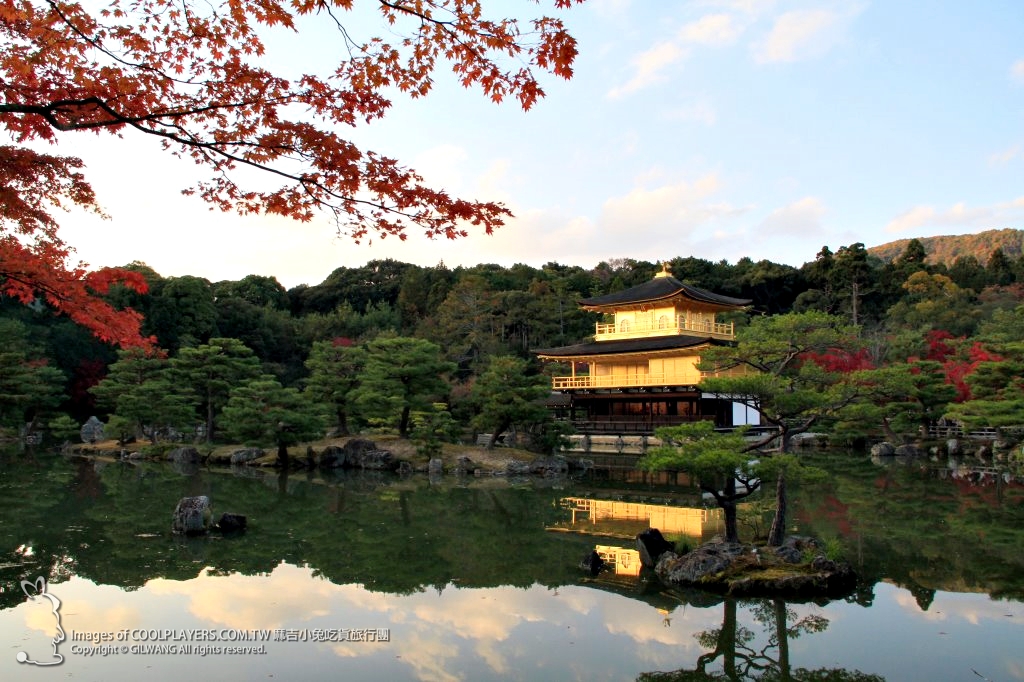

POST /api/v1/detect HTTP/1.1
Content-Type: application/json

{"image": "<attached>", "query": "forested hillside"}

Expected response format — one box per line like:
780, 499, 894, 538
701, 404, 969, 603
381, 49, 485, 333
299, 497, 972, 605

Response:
868, 228, 1023, 266
3, 236, 1024, 448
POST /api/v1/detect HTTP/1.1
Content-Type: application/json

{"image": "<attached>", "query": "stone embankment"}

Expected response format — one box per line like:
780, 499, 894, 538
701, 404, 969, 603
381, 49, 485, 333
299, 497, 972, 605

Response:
71, 437, 594, 477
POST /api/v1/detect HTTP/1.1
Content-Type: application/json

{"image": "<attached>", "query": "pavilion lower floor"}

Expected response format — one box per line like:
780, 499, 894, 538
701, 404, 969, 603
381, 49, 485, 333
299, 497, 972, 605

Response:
551, 387, 754, 434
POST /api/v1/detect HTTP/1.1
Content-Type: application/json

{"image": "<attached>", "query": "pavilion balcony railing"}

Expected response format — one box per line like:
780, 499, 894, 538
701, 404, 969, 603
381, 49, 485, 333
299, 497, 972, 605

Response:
594, 316, 735, 341
550, 366, 746, 390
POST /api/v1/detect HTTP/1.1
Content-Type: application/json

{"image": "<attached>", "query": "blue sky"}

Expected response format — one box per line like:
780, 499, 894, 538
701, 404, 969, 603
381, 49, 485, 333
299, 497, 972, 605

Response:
55, 0, 1024, 288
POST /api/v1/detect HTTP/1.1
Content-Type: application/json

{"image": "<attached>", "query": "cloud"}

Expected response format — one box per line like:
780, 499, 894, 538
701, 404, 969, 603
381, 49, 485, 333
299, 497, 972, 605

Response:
607, 42, 689, 99
679, 13, 743, 45
757, 196, 827, 236
412, 144, 471, 190
378, 171, 750, 269
753, 8, 855, 63
709, 0, 778, 14
662, 97, 717, 125
600, 173, 724, 229
147, 565, 338, 630
1012, 59, 1024, 83
989, 144, 1020, 165
885, 198, 1024, 234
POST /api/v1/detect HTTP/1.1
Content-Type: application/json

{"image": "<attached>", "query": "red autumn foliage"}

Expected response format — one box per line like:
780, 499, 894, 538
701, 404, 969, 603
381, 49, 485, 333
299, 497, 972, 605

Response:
903, 330, 1008, 402
1, 0, 584, 345
924, 329, 956, 362
805, 348, 875, 373
0, 146, 152, 346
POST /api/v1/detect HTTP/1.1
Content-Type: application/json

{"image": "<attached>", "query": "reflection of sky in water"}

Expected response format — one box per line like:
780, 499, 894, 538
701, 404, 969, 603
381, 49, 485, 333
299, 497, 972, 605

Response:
2, 565, 1024, 681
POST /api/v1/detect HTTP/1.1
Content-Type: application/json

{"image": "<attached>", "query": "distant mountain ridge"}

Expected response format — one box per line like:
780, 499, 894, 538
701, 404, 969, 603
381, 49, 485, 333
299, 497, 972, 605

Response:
868, 228, 1024, 265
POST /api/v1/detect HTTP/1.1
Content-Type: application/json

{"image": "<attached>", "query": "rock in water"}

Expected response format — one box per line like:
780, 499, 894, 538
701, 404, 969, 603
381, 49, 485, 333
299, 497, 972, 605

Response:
580, 550, 605, 576
167, 447, 200, 463
172, 496, 212, 535
637, 528, 675, 568
216, 513, 247, 533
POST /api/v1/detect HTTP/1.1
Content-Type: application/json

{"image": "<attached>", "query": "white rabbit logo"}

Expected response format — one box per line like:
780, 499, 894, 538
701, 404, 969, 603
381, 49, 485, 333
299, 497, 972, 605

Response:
16, 576, 65, 666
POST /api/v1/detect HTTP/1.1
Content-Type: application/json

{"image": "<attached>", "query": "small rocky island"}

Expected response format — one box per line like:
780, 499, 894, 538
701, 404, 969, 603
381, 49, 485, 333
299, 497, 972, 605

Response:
637, 529, 857, 599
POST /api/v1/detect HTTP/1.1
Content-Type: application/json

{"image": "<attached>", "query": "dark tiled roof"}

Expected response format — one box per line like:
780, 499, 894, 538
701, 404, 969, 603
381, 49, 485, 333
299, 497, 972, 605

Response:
579, 276, 751, 309
534, 334, 726, 358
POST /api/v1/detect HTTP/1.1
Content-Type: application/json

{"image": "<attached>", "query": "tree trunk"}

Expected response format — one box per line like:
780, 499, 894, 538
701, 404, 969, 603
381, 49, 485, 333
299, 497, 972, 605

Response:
774, 599, 791, 680
336, 408, 349, 436
767, 470, 787, 546
723, 502, 739, 543
277, 441, 290, 468
206, 393, 215, 443
722, 598, 738, 679
487, 419, 511, 450
695, 598, 738, 677
778, 425, 790, 453
399, 405, 411, 438
722, 476, 739, 542
881, 416, 899, 443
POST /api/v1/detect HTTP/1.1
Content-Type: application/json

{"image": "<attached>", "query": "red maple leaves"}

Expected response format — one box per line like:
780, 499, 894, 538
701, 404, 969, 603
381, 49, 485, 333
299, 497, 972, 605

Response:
0, 145, 151, 346
1, 0, 585, 345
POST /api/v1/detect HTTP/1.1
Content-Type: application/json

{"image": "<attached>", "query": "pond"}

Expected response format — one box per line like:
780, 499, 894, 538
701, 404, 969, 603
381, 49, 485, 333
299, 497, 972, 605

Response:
0, 448, 1022, 681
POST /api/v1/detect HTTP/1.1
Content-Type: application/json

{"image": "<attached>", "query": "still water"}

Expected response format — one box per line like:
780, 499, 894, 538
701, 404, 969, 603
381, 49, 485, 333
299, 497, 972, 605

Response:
1, 449, 1022, 681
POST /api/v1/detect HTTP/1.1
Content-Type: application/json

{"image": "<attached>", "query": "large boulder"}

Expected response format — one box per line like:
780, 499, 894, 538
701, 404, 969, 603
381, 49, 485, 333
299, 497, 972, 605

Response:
172, 496, 212, 535
772, 536, 820, 564
359, 449, 398, 471
215, 513, 247, 533
230, 448, 263, 465
790, 432, 828, 448
341, 438, 380, 467
505, 459, 532, 476
656, 540, 744, 584
317, 440, 398, 471
167, 447, 201, 463
530, 456, 569, 476
893, 444, 921, 457
637, 528, 675, 569
870, 442, 895, 457
80, 416, 105, 444
318, 445, 347, 469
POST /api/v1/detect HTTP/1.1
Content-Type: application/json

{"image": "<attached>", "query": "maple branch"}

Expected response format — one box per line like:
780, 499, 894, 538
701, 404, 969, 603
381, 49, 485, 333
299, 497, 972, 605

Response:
42, 0, 204, 89
377, 0, 455, 28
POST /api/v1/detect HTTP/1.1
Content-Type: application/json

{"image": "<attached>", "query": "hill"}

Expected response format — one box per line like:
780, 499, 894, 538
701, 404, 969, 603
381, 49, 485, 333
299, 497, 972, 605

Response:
868, 228, 1024, 266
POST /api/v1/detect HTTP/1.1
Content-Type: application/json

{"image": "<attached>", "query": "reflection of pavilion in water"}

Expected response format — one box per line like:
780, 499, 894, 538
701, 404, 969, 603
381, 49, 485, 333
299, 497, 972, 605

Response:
554, 497, 726, 576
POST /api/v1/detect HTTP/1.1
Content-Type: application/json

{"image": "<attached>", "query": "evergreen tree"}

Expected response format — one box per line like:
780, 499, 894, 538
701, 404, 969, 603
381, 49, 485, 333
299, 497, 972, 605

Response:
304, 340, 367, 436
353, 336, 454, 437
91, 347, 197, 443
470, 356, 551, 449
640, 422, 760, 543
172, 338, 262, 442
221, 376, 326, 465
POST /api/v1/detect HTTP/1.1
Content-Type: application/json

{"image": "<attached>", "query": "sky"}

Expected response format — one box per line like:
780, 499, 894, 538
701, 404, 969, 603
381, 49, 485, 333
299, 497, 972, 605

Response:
46, 0, 1024, 289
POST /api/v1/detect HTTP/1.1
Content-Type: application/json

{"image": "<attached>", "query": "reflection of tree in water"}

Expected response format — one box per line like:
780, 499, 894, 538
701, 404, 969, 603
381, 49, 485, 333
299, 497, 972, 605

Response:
638, 598, 885, 682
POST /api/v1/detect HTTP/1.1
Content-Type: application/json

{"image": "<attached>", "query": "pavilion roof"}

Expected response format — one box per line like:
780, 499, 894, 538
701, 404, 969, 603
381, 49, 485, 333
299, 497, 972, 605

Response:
533, 334, 728, 359
579, 275, 750, 311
